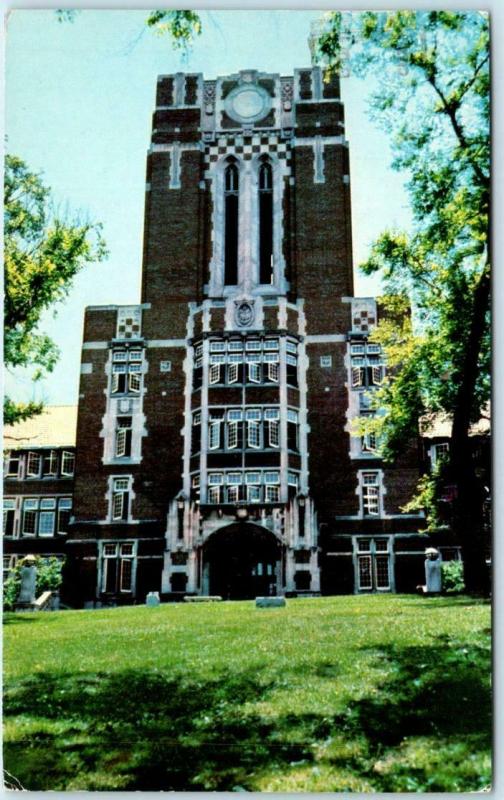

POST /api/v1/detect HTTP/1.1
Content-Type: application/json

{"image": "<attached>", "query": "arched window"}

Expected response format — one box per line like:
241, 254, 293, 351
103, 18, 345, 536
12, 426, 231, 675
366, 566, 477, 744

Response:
259, 160, 273, 285
224, 161, 239, 286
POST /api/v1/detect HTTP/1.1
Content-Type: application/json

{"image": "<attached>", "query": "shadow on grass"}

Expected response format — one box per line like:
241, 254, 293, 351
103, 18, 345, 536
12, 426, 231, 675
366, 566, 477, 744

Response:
399, 596, 491, 610
3, 614, 46, 625
326, 636, 492, 791
4, 668, 312, 790
3, 635, 491, 791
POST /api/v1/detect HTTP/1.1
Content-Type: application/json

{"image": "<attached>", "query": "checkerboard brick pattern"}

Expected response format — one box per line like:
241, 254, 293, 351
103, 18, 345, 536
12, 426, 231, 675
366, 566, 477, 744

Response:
204, 134, 291, 177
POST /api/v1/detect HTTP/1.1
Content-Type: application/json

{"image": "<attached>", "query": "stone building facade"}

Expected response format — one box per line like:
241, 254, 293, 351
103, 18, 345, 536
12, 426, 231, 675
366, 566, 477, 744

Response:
62, 67, 429, 604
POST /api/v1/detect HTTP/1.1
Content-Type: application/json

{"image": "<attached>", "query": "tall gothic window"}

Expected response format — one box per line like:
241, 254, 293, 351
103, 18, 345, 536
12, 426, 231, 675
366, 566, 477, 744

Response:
224, 161, 239, 285
259, 159, 273, 285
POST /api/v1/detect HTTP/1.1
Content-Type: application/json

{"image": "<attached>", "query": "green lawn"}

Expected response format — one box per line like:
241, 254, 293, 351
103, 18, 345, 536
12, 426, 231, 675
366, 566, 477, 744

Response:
3, 595, 491, 792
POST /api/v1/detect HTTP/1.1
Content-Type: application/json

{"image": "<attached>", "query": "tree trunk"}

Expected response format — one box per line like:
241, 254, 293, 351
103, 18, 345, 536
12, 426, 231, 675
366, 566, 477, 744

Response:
449, 266, 490, 593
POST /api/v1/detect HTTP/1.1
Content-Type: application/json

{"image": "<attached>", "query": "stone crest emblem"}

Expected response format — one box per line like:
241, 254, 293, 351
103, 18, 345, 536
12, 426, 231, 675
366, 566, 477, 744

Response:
235, 300, 255, 328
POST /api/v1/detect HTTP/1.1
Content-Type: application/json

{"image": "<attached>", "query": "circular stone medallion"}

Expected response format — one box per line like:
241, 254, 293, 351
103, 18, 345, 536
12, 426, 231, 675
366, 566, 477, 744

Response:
235, 301, 255, 328
225, 84, 272, 124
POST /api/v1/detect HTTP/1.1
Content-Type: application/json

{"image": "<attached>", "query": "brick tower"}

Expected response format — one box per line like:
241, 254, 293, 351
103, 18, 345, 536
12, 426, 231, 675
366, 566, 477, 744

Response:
69, 68, 422, 605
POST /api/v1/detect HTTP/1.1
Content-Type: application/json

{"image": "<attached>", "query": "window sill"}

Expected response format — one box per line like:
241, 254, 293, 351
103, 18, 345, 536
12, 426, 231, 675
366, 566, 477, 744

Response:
104, 458, 141, 466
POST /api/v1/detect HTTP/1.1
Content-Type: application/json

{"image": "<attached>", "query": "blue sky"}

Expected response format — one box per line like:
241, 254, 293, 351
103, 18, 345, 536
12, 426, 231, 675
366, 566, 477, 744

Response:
5, 10, 412, 406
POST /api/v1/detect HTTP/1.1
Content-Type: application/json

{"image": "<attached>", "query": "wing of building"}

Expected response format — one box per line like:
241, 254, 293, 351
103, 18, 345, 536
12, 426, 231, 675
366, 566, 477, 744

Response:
5, 68, 478, 605
3, 406, 76, 581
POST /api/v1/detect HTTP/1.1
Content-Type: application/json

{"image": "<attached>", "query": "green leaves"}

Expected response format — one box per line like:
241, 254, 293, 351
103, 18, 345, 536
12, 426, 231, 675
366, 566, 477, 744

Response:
146, 11, 202, 49
314, 13, 489, 544
4, 154, 107, 424
3, 556, 65, 611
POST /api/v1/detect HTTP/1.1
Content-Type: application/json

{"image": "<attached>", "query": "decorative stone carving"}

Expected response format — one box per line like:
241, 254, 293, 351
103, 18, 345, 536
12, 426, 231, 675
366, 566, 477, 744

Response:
351, 298, 377, 333
116, 306, 142, 339
234, 300, 255, 328
281, 78, 294, 110
203, 81, 216, 115
225, 83, 272, 125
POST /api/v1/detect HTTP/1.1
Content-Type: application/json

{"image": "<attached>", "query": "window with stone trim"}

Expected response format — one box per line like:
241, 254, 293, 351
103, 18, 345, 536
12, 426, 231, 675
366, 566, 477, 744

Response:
226, 409, 243, 450
246, 409, 262, 449
193, 343, 203, 390
191, 474, 200, 503
204, 406, 288, 453
360, 471, 381, 517
191, 411, 201, 454
3, 499, 15, 537
115, 416, 133, 458
111, 477, 131, 522
259, 158, 274, 285
111, 348, 143, 395
361, 431, 378, 454
287, 409, 299, 451
195, 337, 297, 388
356, 536, 391, 591
205, 470, 281, 504
224, 160, 239, 286
350, 342, 384, 390
208, 411, 224, 450
101, 541, 135, 594
288, 471, 300, 492
265, 408, 280, 448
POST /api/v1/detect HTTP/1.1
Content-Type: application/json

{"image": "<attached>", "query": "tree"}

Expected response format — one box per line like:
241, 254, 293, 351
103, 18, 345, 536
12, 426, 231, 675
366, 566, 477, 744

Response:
3, 556, 65, 611
4, 155, 107, 425
6, 11, 201, 426
145, 10, 202, 47
314, 11, 490, 590
55, 9, 202, 49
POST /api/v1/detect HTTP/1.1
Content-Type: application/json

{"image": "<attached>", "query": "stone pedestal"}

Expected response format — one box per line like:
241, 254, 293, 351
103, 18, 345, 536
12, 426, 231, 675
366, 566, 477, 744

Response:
255, 596, 286, 608
146, 591, 160, 607
425, 550, 442, 593
16, 562, 37, 609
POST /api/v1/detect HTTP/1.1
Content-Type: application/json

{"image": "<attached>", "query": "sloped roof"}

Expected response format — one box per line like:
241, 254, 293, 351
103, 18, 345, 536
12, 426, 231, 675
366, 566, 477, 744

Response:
420, 410, 491, 439
4, 406, 78, 450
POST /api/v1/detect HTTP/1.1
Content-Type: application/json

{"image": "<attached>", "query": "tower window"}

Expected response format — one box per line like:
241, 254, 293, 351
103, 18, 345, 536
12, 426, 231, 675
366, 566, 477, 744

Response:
361, 471, 381, 517
111, 477, 131, 521
111, 349, 143, 395
224, 162, 239, 286
259, 160, 273, 285
115, 417, 133, 458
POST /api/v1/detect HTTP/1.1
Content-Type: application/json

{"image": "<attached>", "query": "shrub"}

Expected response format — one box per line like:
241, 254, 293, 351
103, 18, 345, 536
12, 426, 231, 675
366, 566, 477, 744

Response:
3, 556, 65, 611
442, 559, 465, 594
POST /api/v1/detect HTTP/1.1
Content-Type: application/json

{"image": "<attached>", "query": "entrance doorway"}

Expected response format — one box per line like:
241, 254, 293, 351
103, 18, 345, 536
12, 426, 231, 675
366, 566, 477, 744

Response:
203, 523, 281, 599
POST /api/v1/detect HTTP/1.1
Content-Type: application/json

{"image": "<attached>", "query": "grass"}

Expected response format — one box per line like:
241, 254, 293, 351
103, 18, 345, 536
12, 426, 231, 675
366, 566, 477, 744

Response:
3, 594, 491, 791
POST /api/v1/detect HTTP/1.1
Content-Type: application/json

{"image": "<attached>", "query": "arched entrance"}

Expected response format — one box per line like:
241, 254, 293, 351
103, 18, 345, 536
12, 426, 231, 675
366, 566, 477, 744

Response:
202, 523, 282, 600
